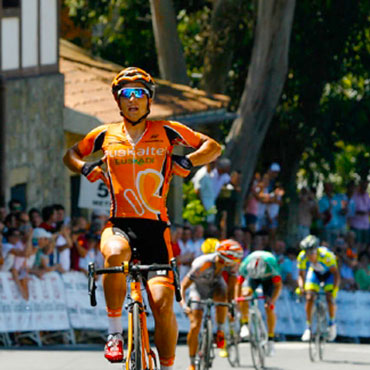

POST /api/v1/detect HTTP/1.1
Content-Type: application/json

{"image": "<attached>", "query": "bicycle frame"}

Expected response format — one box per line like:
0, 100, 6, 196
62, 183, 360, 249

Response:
236, 295, 267, 370
88, 258, 181, 370
188, 298, 231, 370
309, 289, 328, 362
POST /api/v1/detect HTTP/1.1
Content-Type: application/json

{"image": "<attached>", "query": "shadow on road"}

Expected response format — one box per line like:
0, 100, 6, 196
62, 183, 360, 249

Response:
323, 360, 370, 366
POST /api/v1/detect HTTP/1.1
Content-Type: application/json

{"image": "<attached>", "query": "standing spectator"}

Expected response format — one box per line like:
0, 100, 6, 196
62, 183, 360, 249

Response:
349, 179, 370, 251
40, 205, 57, 233
170, 224, 183, 261
28, 208, 42, 228
178, 226, 195, 279
11, 225, 33, 300
55, 224, 73, 272
8, 199, 23, 215
78, 233, 99, 275
192, 225, 205, 257
31, 228, 64, 276
70, 228, 88, 271
192, 163, 217, 224
267, 162, 281, 192
243, 172, 261, 233
318, 182, 348, 246
255, 173, 271, 232
54, 204, 70, 230
267, 183, 285, 243
298, 188, 319, 241
211, 157, 231, 199
0, 228, 24, 272
355, 252, 370, 291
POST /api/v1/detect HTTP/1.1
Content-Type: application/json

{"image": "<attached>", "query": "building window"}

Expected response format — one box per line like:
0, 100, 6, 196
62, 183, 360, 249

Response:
3, 0, 20, 8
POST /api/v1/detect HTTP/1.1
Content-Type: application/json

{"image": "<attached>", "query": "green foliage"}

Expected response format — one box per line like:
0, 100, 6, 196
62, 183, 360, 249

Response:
260, 0, 370, 190
63, 0, 158, 73
182, 181, 215, 225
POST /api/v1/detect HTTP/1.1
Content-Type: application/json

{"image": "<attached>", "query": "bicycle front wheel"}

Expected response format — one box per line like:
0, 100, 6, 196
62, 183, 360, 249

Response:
318, 304, 327, 361
249, 312, 265, 370
131, 303, 142, 370
196, 319, 213, 370
226, 319, 240, 367
309, 308, 319, 362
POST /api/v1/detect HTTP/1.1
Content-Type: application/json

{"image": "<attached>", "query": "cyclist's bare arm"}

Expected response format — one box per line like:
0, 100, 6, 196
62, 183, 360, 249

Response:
186, 133, 221, 166
63, 143, 86, 173
298, 270, 306, 292
180, 275, 193, 308
330, 266, 340, 290
270, 280, 283, 305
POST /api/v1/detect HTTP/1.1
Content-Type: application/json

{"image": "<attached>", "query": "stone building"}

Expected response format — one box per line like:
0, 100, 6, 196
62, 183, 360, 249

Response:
0, 0, 63, 209
1, 1, 232, 222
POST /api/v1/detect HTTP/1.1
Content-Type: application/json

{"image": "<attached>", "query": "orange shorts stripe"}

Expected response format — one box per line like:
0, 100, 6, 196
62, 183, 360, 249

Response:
106, 307, 122, 317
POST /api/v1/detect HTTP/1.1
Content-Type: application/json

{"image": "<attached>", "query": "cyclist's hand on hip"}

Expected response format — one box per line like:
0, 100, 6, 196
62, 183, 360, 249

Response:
171, 155, 193, 178
81, 157, 108, 186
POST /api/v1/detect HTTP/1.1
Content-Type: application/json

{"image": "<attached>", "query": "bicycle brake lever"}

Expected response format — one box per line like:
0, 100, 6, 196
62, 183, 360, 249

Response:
88, 262, 97, 307
170, 258, 182, 302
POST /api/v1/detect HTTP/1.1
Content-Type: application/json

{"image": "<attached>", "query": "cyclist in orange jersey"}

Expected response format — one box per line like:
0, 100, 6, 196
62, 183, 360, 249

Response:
63, 67, 221, 369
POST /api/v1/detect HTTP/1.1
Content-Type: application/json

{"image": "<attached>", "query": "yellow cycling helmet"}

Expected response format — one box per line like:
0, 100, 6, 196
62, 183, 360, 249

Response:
201, 238, 219, 254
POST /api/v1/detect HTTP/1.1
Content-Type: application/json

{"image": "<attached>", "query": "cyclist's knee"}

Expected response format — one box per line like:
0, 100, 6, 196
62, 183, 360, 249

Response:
150, 289, 175, 317
101, 236, 131, 263
305, 291, 315, 302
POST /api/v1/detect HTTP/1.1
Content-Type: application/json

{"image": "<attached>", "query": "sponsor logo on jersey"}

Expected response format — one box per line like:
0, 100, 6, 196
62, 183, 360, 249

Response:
114, 157, 155, 165
108, 147, 166, 157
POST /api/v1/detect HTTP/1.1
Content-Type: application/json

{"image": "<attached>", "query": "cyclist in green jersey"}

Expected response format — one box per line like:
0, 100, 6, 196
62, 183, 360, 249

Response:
236, 250, 282, 356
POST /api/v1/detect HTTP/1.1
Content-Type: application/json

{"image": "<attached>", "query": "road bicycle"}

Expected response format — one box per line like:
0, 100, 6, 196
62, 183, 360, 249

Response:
88, 257, 181, 370
308, 288, 328, 362
236, 294, 267, 370
187, 298, 232, 370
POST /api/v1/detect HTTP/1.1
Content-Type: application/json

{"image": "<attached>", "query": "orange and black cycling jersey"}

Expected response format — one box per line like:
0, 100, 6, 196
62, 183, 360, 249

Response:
77, 120, 202, 222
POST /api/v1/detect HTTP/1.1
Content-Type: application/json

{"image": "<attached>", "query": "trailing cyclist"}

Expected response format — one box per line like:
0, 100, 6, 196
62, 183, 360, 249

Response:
297, 234, 340, 342
235, 250, 283, 356
63, 67, 221, 369
180, 239, 243, 370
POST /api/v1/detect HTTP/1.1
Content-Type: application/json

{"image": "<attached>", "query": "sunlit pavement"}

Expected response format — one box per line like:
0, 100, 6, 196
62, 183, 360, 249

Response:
1, 342, 370, 370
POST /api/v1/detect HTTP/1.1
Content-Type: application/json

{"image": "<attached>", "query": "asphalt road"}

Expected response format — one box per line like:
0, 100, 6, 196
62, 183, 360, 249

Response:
1, 342, 369, 370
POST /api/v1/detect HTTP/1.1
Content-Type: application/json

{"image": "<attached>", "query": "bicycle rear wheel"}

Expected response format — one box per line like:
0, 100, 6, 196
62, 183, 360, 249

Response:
131, 303, 142, 370
249, 312, 265, 370
226, 320, 240, 367
196, 319, 213, 370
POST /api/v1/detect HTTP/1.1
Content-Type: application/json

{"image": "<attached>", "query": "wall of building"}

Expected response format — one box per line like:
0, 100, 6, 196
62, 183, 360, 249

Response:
4, 73, 65, 209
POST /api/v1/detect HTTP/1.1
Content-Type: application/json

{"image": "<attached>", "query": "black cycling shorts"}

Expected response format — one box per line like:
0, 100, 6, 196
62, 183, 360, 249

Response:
104, 217, 172, 280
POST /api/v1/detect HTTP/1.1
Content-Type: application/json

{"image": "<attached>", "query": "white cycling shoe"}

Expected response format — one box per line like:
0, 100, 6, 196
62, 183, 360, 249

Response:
301, 328, 311, 342
328, 324, 337, 342
240, 324, 250, 340
266, 341, 275, 357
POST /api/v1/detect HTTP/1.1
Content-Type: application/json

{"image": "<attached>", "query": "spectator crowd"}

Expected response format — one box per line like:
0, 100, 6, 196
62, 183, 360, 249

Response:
1, 159, 370, 301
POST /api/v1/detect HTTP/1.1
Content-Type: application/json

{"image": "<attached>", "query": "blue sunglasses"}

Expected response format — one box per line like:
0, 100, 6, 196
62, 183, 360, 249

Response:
118, 87, 150, 99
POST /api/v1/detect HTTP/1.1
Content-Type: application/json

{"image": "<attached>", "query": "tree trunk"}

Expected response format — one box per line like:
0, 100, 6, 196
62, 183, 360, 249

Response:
149, 0, 189, 85
225, 0, 296, 205
201, 0, 245, 94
